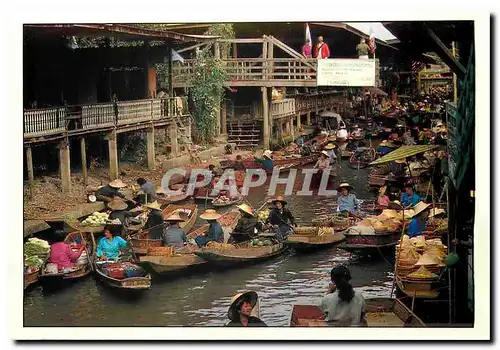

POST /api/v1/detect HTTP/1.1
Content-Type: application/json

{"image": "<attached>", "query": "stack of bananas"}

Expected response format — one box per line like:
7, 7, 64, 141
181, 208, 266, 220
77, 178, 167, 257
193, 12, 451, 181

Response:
256, 209, 270, 221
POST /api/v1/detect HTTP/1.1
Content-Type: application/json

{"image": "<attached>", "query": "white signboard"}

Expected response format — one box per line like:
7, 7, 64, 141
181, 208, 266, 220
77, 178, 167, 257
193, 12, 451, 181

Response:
317, 59, 376, 87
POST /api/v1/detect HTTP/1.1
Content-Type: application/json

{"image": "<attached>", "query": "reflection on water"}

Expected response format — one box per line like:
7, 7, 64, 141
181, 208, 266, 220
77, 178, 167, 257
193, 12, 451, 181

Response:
24, 160, 394, 327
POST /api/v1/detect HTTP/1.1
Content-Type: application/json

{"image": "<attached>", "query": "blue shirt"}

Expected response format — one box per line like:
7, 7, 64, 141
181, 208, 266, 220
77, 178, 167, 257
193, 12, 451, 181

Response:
140, 181, 157, 202
256, 157, 274, 171
376, 146, 392, 155
408, 217, 427, 238
401, 193, 421, 207
96, 236, 128, 260
207, 221, 223, 241
337, 193, 359, 212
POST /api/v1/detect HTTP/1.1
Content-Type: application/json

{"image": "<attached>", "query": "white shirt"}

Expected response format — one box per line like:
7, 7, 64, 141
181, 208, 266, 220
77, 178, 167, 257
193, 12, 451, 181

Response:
319, 290, 366, 325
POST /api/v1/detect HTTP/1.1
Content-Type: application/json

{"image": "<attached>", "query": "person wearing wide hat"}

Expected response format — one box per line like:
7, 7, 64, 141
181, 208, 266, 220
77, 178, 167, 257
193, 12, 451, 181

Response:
389, 158, 407, 180
377, 186, 390, 208
195, 209, 224, 247
324, 143, 338, 163
163, 212, 187, 248
255, 150, 274, 172
142, 201, 165, 240
231, 204, 262, 244
267, 196, 296, 241
225, 291, 267, 327
336, 182, 360, 216
95, 179, 128, 203
407, 201, 432, 238
400, 183, 421, 209
107, 198, 142, 234
376, 140, 395, 156
133, 177, 157, 205
311, 151, 332, 189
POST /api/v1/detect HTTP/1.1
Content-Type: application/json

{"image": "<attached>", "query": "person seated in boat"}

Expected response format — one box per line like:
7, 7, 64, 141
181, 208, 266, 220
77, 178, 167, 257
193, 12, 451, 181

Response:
133, 177, 157, 204
319, 265, 367, 326
314, 151, 331, 171
346, 138, 357, 152
48, 230, 85, 271
407, 202, 431, 238
267, 196, 296, 241
195, 209, 224, 247
142, 201, 164, 240
324, 143, 337, 164
96, 225, 129, 261
336, 183, 360, 216
336, 126, 348, 141
375, 140, 394, 156
230, 204, 262, 243
377, 186, 390, 208
295, 132, 307, 146
254, 150, 274, 172
352, 125, 362, 139
163, 212, 187, 248
400, 184, 421, 209
389, 158, 407, 178
107, 198, 142, 233
95, 179, 127, 203
233, 155, 246, 171
225, 291, 267, 327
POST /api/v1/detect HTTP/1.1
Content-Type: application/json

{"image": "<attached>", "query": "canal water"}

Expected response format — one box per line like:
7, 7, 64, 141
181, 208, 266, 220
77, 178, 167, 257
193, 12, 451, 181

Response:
23, 160, 396, 327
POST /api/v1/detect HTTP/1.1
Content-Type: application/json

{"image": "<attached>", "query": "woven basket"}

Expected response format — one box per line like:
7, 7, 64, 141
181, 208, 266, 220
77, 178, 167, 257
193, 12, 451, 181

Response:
147, 246, 174, 257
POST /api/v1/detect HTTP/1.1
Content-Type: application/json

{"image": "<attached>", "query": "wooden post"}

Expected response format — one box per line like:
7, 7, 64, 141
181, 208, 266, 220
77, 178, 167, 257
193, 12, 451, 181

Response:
297, 113, 302, 131
262, 38, 268, 80
25, 146, 34, 184
168, 42, 173, 97
147, 127, 156, 170
289, 117, 295, 139
59, 139, 71, 193
307, 111, 311, 125
268, 40, 274, 81
221, 100, 227, 135
233, 43, 238, 58
107, 131, 119, 180
80, 137, 88, 185
169, 125, 179, 157
262, 87, 270, 150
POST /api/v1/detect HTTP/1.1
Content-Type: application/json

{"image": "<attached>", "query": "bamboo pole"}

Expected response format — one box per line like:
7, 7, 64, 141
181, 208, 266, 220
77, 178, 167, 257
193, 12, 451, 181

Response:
452, 42, 458, 104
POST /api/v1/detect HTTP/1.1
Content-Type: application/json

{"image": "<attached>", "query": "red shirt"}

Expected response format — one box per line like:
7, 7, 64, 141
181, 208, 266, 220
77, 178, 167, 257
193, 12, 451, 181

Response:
315, 42, 330, 59
49, 242, 82, 269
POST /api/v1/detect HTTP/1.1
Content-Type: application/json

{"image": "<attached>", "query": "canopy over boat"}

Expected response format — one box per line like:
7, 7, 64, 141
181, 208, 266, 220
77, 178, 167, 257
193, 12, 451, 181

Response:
369, 145, 437, 165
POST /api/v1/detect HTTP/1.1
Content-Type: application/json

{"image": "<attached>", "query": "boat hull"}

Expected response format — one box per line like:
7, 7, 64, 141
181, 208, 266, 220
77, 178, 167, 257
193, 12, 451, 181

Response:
140, 254, 207, 275
194, 244, 288, 267
337, 230, 400, 257
286, 233, 345, 253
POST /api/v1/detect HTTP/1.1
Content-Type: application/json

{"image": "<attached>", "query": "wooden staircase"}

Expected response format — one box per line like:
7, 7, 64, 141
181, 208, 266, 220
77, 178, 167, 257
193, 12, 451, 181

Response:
227, 120, 262, 149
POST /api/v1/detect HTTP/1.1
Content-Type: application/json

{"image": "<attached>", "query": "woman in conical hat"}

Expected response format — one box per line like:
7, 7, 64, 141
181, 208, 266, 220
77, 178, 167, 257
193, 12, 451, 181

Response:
268, 196, 296, 241
163, 212, 187, 249
407, 201, 431, 238
337, 182, 360, 216
231, 204, 261, 244
255, 150, 274, 172
142, 201, 165, 240
95, 179, 128, 203
195, 209, 224, 247
324, 143, 338, 164
225, 291, 267, 327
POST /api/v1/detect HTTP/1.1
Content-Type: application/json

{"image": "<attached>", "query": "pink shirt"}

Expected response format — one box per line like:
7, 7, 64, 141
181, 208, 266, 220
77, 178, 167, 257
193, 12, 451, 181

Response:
302, 43, 312, 57
49, 242, 82, 269
377, 195, 390, 207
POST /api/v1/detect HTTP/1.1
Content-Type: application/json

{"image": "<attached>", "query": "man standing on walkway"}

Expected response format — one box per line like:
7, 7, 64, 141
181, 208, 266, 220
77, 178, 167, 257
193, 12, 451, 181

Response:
315, 36, 330, 60
356, 37, 370, 59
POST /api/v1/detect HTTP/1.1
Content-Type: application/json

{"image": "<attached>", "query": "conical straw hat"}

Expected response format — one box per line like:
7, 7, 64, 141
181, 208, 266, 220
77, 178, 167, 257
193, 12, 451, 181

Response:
321, 150, 330, 158
429, 208, 446, 218
415, 253, 441, 266
200, 209, 222, 220
143, 201, 162, 210
412, 201, 432, 217
109, 179, 127, 188
408, 266, 437, 279
236, 203, 254, 216
166, 212, 186, 222
227, 291, 258, 321
108, 198, 128, 211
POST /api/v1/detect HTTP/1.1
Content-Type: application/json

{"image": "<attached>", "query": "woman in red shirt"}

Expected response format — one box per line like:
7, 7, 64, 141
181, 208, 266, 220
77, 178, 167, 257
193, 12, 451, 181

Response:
314, 36, 330, 59
49, 231, 84, 271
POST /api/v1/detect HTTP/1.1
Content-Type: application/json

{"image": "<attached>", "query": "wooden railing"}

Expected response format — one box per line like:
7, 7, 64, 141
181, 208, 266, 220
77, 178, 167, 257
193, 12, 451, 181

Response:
24, 97, 189, 140
271, 99, 296, 119
173, 58, 318, 86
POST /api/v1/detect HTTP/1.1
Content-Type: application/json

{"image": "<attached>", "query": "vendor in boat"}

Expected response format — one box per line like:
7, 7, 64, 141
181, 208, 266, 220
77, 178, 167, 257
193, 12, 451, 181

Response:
195, 209, 224, 247
233, 154, 246, 171
407, 202, 431, 238
337, 183, 360, 216
400, 184, 421, 208
254, 150, 274, 172
95, 179, 128, 203
352, 125, 362, 139
48, 230, 85, 271
230, 204, 262, 243
319, 265, 367, 326
346, 137, 357, 152
267, 196, 296, 241
324, 143, 337, 164
314, 150, 331, 170
377, 186, 390, 208
133, 177, 157, 204
107, 198, 142, 233
142, 201, 164, 240
163, 212, 187, 248
96, 224, 129, 261
375, 140, 394, 156
225, 291, 267, 327
389, 158, 407, 179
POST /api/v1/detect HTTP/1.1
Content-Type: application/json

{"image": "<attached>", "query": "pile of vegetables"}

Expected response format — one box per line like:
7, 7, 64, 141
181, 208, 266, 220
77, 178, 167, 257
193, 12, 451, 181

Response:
25, 256, 44, 269
213, 195, 232, 204
249, 239, 273, 247
24, 238, 50, 258
256, 209, 270, 222
81, 212, 109, 226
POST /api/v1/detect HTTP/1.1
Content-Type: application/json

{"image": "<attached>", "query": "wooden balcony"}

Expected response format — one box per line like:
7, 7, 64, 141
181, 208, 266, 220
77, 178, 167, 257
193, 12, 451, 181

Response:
23, 97, 189, 143
173, 58, 319, 88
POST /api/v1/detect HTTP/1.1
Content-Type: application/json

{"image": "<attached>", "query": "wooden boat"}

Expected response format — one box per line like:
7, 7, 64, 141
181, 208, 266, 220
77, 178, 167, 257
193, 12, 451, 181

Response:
139, 211, 241, 276
341, 149, 353, 159
194, 239, 288, 267
286, 230, 346, 252
24, 268, 40, 290
348, 148, 377, 169
156, 184, 190, 206
130, 204, 198, 255
289, 298, 425, 327
337, 228, 401, 257
396, 275, 441, 299
212, 196, 244, 208
93, 260, 152, 291
39, 231, 93, 284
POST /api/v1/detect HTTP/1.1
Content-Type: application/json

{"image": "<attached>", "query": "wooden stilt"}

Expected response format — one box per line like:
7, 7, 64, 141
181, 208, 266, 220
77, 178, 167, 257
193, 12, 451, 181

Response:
80, 137, 88, 185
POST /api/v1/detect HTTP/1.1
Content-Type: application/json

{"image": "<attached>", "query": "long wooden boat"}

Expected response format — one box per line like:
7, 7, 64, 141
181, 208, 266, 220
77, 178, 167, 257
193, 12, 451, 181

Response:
337, 228, 401, 257
93, 260, 152, 291
395, 275, 441, 299
130, 204, 198, 255
286, 228, 346, 252
39, 231, 94, 285
194, 240, 288, 267
139, 211, 241, 276
289, 298, 425, 327
24, 268, 40, 290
